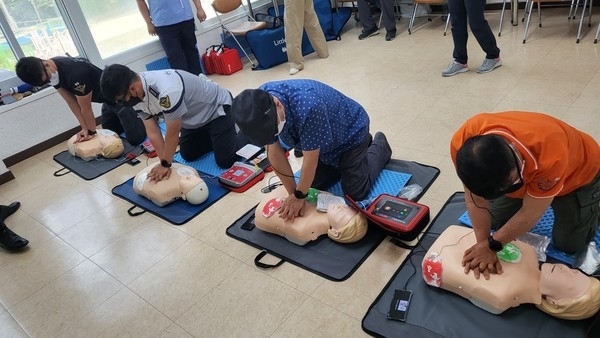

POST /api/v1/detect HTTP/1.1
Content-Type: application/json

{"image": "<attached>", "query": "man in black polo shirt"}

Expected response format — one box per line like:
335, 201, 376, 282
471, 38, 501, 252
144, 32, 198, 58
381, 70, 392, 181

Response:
15, 56, 146, 145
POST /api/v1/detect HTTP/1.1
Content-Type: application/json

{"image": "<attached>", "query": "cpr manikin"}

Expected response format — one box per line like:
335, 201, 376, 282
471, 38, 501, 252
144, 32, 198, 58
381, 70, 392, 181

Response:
133, 162, 209, 207
422, 225, 600, 320
254, 185, 368, 245
67, 129, 124, 161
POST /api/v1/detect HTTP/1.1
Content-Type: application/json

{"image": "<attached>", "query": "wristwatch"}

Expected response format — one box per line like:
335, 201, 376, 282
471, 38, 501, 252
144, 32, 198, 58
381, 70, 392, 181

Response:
487, 235, 503, 252
293, 189, 308, 199
160, 159, 172, 168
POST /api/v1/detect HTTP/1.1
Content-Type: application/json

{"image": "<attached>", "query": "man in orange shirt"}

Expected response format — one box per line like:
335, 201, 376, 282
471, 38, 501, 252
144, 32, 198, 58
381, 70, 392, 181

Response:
450, 112, 600, 280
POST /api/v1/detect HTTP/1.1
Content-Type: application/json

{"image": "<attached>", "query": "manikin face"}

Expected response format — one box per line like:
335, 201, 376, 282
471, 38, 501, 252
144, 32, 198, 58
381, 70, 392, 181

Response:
327, 204, 357, 230
540, 263, 591, 302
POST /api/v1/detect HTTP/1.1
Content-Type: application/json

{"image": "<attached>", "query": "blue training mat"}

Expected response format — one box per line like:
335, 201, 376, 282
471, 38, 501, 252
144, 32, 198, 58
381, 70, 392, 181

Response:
111, 172, 229, 225
295, 169, 411, 209
458, 208, 600, 266
173, 152, 228, 177
145, 57, 170, 71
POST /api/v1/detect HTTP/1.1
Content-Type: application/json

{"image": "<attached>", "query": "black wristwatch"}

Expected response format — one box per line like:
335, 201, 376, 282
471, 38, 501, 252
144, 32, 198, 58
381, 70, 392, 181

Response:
488, 235, 504, 252
160, 159, 172, 168
293, 189, 308, 199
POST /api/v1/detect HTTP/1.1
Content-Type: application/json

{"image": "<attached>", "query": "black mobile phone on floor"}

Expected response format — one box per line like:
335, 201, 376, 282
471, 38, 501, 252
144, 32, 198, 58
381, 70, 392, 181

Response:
387, 289, 413, 322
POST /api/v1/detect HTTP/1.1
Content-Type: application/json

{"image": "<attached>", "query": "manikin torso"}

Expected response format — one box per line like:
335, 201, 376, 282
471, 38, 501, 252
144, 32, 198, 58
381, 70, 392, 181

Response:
133, 162, 209, 207
67, 129, 124, 161
254, 186, 364, 245
422, 225, 541, 314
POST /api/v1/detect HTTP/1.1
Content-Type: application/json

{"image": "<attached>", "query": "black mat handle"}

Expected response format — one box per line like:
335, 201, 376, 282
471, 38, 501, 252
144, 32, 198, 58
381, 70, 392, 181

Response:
127, 206, 146, 217
53, 168, 71, 177
254, 250, 285, 269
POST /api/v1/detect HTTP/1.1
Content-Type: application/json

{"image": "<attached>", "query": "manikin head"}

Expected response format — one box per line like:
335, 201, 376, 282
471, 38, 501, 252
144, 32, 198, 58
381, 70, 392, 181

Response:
133, 162, 209, 207
327, 204, 368, 243
536, 263, 600, 320
254, 186, 367, 245
67, 129, 124, 161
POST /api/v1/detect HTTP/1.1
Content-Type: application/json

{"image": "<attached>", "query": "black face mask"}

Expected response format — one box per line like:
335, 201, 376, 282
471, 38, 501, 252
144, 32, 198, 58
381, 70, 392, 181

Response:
119, 96, 142, 107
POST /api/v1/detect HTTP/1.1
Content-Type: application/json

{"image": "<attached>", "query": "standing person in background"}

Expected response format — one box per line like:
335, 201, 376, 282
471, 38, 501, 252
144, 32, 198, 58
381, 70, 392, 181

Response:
136, 0, 206, 75
283, 0, 329, 75
442, 0, 501, 77
357, 0, 397, 41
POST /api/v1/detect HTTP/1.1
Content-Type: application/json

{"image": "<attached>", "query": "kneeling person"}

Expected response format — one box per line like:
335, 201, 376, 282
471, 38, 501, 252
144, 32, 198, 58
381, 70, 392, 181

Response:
100, 65, 248, 183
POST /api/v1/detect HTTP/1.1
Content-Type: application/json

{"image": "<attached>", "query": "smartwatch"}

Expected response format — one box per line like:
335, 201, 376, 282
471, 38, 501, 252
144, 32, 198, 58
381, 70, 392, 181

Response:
293, 189, 308, 199
488, 235, 503, 252
160, 159, 172, 168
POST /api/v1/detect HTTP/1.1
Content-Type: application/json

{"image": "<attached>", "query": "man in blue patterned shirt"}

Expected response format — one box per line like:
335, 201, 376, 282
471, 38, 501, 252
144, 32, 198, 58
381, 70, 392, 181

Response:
232, 79, 392, 221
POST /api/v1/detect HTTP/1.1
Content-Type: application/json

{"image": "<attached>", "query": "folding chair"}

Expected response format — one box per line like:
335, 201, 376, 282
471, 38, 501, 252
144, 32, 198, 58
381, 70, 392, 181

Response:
522, 0, 593, 43
212, 0, 267, 68
408, 0, 450, 35
594, 21, 600, 43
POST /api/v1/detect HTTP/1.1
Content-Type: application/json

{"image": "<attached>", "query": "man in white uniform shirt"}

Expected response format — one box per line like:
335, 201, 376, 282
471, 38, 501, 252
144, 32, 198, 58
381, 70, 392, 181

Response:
100, 64, 247, 182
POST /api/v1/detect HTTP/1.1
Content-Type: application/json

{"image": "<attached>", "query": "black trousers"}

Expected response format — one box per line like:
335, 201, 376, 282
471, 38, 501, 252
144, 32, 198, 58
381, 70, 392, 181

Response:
489, 172, 600, 254
311, 133, 392, 201
178, 105, 249, 168
101, 103, 147, 146
155, 19, 202, 75
447, 0, 500, 64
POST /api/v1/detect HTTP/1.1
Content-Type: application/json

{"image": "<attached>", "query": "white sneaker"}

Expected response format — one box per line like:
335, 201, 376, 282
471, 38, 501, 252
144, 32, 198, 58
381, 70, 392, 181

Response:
289, 65, 304, 75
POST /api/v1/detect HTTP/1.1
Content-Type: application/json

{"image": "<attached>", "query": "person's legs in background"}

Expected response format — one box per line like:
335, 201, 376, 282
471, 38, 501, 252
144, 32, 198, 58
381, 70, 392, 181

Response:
302, 0, 329, 58
155, 21, 191, 74
179, 126, 213, 162
357, 0, 379, 39
208, 112, 246, 169
464, 0, 501, 73
0, 202, 29, 251
379, 0, 397, 41
179, 19, 202, 75
283, 0, 306, 75
443, 0, 470, 76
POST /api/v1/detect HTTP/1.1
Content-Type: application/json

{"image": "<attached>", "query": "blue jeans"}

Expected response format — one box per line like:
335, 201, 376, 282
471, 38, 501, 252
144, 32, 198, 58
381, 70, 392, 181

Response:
448, 0, 500, 64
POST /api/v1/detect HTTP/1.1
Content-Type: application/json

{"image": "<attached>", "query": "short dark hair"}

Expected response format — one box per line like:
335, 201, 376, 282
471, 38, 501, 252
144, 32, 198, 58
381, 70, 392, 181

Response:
456, 135, 515, 198
15, 56, 46, 86
100, 64, 138, 102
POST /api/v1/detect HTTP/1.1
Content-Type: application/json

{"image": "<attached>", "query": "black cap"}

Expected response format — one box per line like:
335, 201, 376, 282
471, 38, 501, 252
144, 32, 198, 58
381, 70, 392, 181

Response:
231, 89, 278, 146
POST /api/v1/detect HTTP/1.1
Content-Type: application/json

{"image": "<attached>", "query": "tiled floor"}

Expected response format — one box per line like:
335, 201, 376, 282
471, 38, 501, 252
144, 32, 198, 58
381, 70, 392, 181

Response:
1, 8, 600, 337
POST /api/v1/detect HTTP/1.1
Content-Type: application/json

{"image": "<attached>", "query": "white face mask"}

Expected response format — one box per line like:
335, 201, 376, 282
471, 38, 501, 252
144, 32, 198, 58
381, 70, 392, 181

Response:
277, 118, 285, 135
47, 68, 59, 86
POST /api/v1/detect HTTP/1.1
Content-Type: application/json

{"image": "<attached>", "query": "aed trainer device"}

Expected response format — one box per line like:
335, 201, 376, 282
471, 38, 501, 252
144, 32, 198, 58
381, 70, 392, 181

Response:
219, 162, 263, 188
365, 194, 430, 241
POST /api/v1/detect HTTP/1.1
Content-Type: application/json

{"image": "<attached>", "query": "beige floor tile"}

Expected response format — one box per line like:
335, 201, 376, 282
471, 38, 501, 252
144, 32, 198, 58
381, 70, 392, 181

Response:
33, 143, 68, 169
59, 199, 151, 257
0, 312, 28, 338
571, 80, 600, 109
57, 288, 172, 338
157, 323, 194, 338
9, 260, 123, 338
0, 237, 85, 309
176, 264, 306, 337
0, 157, 65, 200
271, 297, 369, 337
129, 239, 242, 321
16, 175, 114, 234
90, 217, 190, 284
0, 202, 55, 256
562, 106, 600, 140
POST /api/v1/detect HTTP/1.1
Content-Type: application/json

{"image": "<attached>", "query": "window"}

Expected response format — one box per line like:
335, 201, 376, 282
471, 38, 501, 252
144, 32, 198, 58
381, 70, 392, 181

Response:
0, 0, 269, 71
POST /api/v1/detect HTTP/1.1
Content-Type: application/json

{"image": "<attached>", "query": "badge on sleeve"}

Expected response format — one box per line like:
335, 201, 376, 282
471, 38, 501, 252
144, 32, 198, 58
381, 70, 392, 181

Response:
159, 96, 171, 109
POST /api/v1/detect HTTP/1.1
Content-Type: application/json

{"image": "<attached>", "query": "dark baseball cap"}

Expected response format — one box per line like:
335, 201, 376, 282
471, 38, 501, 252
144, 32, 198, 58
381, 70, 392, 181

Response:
231, 89, 278, 146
